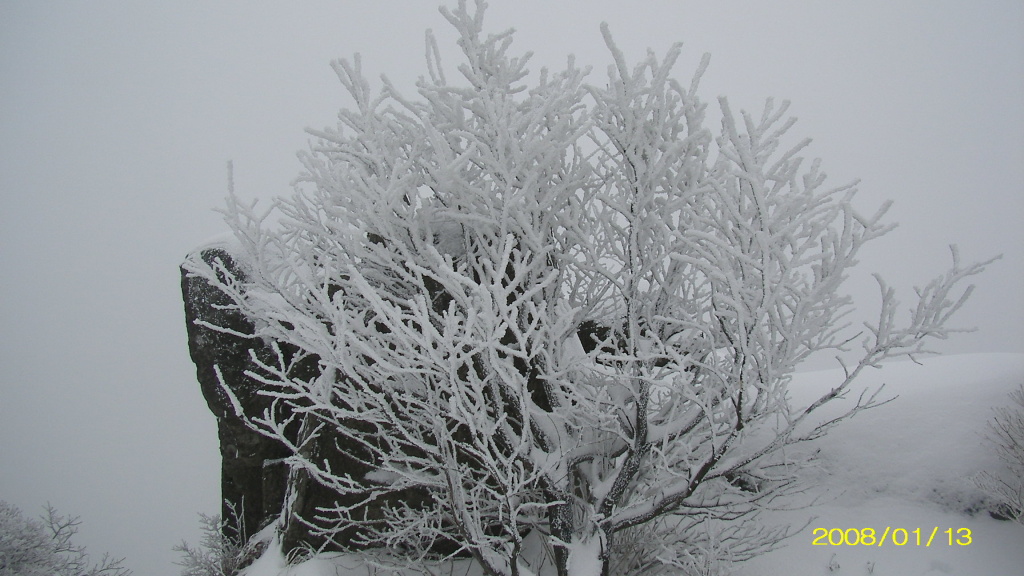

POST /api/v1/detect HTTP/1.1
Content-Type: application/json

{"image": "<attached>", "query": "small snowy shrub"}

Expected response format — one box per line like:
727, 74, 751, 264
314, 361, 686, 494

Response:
183, 1, 994, 574
975, 383, 1024, 523
174, 514, 242, 576
0, 501, 131, 576
174, 504, 267, 576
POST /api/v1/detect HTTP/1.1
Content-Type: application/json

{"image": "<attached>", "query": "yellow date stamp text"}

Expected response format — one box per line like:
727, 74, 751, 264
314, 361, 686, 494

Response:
812, 527, 972, 547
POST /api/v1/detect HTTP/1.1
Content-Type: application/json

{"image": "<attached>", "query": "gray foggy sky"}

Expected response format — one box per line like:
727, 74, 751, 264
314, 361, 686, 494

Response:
1, 2, 1021, 575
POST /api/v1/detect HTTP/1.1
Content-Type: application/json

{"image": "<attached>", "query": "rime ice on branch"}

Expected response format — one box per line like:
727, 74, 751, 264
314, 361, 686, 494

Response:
182, 1, 996, 574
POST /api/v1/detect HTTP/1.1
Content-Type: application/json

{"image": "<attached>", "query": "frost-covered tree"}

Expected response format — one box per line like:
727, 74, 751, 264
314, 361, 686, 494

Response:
0, 501, 131, 576
183, 2, 994, 574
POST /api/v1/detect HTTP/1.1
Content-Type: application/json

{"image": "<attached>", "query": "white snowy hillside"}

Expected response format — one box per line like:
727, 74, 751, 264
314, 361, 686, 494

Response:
238, 353, 1024, 576
736, 352, 1024, 576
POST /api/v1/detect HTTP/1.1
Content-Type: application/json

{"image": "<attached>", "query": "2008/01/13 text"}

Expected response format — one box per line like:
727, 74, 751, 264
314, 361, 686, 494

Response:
812, 527, 972, 547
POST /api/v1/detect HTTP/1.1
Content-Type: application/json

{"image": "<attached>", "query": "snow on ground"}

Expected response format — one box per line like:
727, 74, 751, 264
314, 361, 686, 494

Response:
737, 352, 1024, 576
241, 353, 1024, 576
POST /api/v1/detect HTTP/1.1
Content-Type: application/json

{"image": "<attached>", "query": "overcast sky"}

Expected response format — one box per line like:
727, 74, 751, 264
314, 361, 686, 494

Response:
1, 2, 1021, 574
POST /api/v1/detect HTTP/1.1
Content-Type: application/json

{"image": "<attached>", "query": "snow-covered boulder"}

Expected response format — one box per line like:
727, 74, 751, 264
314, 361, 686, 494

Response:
181, 243, 293, 548
181, 242, 449, 558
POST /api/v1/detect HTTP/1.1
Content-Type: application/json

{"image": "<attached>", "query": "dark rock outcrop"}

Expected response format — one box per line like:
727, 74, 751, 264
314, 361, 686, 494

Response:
182, 241, 609, 557
181, 247, 292, 545
181, 244, 441, 555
